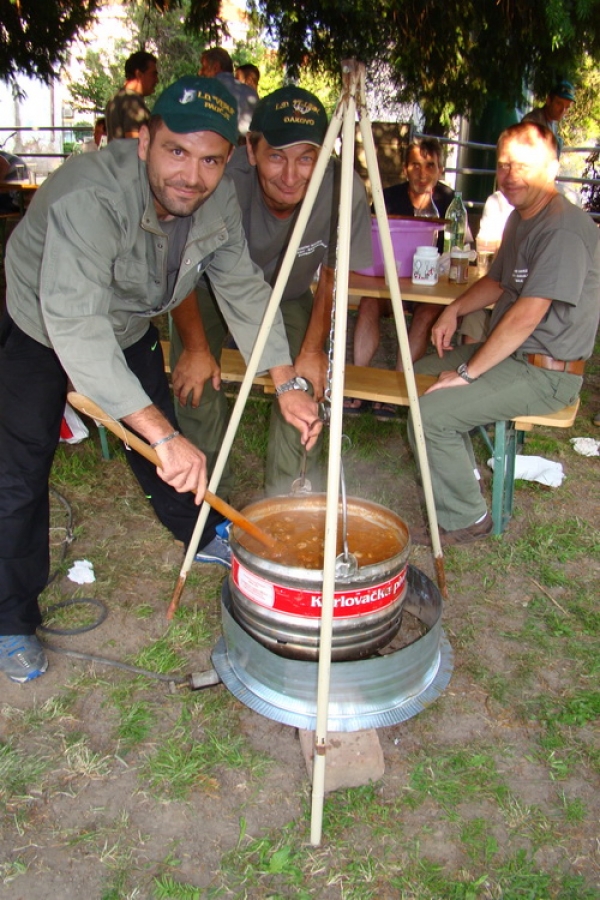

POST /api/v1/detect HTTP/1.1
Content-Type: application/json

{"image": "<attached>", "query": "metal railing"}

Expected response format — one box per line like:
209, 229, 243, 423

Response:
3, 124, 599, 220
0, 125, 94, 175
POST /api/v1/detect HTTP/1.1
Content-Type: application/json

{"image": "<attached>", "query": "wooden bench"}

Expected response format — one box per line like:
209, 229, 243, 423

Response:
480, 400, 580, 535
163, 342, 437, 403
95, 341, 579, 536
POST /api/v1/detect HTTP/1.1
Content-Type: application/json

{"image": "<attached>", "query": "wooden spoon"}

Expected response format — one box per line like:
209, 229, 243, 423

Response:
67, 392, 279, 551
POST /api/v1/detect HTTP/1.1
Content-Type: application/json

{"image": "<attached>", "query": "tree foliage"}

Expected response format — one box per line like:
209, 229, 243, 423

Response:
68, 49, 126, 114
0, 0, 101, 82
246, 0, 600, 127
4, 0, 600, 138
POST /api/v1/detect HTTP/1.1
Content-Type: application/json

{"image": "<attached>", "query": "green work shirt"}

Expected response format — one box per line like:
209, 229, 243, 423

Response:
6, 140, 291, 420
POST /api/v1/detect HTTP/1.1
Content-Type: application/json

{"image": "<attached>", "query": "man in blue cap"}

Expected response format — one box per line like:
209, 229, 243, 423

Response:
170, 85, 372, 496
0, 76, 321, 683
522, 80, 576, 156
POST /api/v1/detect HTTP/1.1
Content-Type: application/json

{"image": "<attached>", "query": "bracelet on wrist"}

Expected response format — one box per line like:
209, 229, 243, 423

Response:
150, 430, 180, 449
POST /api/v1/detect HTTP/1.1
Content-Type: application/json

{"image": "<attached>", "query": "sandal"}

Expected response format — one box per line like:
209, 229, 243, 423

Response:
343, 398, 371, 415
373, 402, 398, 421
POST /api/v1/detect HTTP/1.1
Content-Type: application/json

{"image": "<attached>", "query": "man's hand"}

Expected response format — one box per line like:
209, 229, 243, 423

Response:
431, 306, 460, 357
424, 370, 470, 394
277, 391, 323, 450
154, 433, 208, 503
294, 349, 328, 402
171, 348, 221, 408
122, 403, 207, 502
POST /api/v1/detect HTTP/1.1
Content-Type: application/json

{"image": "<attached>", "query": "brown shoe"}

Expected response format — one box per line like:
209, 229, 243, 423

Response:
411, 512, 494, 547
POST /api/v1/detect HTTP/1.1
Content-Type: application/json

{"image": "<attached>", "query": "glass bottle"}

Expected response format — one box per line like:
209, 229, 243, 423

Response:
413, 193, 440, 218
443, 191, 468, 253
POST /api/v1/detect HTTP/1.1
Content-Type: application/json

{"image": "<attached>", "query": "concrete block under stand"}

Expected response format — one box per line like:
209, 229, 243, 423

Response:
299, 728, 385, 792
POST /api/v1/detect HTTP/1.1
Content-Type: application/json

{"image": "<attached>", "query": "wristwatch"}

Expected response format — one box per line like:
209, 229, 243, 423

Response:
456, 362, 477, 384
275, 376, 310, 396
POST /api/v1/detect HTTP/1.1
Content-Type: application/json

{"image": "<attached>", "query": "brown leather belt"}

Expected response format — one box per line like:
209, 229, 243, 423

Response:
526, 354, 585, 376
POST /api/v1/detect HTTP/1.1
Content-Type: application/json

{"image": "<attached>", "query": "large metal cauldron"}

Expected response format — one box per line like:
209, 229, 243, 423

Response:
229, 494, 411, 662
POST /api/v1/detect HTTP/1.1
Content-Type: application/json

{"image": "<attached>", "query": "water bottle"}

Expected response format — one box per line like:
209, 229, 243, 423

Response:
443, 191, 468, 253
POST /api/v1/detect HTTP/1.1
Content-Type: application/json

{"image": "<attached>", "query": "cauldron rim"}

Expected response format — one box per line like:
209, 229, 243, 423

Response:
231, 492, 411, 584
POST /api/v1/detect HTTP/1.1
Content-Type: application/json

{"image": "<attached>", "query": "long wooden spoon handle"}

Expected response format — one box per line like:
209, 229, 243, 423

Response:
67, 392, 278, 550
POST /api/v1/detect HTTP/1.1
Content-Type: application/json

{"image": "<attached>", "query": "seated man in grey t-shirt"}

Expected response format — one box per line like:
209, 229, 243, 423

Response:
170, 85, 372, 497
409, 121, 599, 547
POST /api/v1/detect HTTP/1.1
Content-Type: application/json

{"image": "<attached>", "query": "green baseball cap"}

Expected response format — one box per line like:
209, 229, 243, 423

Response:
551, 80, 576, 102
152, 76, 238, 145
250, 85, 328, 148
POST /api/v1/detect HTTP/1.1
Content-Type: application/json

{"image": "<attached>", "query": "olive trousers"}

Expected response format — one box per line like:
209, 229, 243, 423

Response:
409, 345, 581, 532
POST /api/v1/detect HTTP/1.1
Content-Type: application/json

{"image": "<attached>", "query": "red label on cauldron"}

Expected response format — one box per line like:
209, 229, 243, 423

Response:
231, 558, 407, 619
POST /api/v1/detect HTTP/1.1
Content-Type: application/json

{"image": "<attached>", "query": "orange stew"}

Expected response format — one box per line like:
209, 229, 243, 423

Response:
236, 510, 405, 569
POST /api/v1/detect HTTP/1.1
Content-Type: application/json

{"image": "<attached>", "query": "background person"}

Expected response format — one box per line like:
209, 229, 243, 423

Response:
105, 50, 159, 141
521, 80, 575, 156
347, 138, 471, 418
0, 76, 321, 684
81, 117, 107, 151
170, 85, 371, 497
235, 63, 260, 93
409, 121, 599, 546
199, 47, 258, 141
0, 150, 30, 212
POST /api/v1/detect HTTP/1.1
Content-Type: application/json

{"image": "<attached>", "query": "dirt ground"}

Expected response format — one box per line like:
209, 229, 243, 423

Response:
1, 317, 599, 899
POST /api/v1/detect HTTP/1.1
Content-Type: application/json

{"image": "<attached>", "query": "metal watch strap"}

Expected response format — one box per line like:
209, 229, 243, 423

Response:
457, 363, 477, 384
275, 376, 310, 396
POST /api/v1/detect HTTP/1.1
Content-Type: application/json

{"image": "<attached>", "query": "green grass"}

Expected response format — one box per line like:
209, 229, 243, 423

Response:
2, 337, 597, 899
402, 748, 509, 812
153, 875, 203, 899
0, 740, 49, 808
141, 703, 269, 800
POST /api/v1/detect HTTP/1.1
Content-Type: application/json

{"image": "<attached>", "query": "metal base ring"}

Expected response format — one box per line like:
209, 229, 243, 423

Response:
212, 565, 453, 732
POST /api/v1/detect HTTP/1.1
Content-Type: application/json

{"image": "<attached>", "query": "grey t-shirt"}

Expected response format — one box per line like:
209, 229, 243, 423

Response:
160, 215, 192, 304
226, 147, 372, 302
488, 194, 600, 359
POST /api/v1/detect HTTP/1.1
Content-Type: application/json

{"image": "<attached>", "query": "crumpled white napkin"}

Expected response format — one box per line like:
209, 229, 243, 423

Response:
67, 559, 96, 584
570, 437, 600, 457
487, 454, 565, 487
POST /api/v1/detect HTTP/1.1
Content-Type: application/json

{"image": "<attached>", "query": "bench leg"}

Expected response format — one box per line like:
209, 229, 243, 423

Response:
490, 420, 518, 535
98, 424, 111, 460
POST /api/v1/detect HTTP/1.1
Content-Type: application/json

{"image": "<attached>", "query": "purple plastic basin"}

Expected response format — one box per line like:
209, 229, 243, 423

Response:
356, 216, 441, 277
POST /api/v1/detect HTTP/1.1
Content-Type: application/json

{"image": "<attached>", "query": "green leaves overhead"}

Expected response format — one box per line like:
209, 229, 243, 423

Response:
247, 0, 600, 121
0, 0, 102, 81
2, 0, 600, 129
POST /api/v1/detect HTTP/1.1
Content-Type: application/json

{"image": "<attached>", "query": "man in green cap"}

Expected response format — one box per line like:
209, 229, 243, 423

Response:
170, 84, 372, 496
522, 80, 576, 156
0, 76, 321, 683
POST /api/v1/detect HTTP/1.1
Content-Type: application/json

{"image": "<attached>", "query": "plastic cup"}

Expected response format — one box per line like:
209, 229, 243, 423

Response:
476, 250, 494, 277
15, 164, 25, 181
28, 163, 37, 185
475, 237, 498, 278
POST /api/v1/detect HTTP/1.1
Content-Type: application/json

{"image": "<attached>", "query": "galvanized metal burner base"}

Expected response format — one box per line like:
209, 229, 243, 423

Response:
212, 565, 453, 732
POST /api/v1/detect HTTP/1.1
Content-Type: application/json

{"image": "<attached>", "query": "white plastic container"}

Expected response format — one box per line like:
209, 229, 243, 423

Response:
411, 246, 439, 285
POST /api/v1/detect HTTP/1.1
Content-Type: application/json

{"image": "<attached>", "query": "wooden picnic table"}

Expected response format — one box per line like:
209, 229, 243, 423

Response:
0, 180, 39, 216
348, 271, 471, 307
